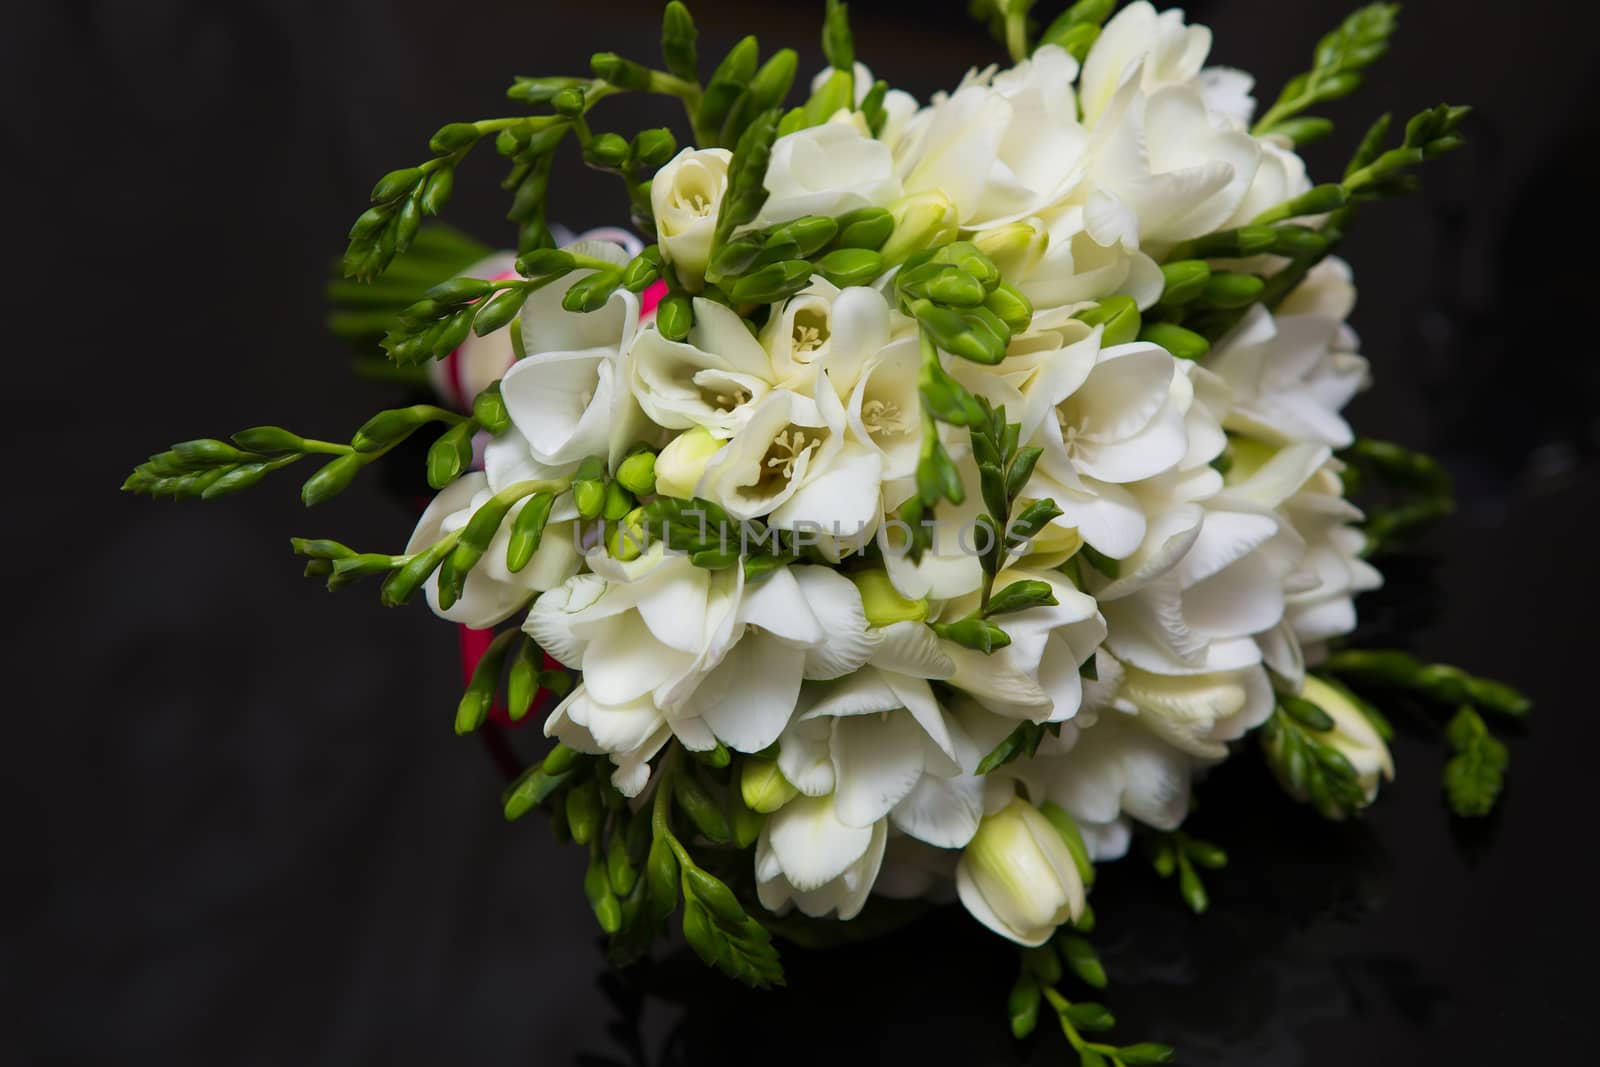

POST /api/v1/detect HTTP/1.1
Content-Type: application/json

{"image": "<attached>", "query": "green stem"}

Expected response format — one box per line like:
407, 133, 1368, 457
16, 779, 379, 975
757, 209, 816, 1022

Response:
1004, 10, 1030, 62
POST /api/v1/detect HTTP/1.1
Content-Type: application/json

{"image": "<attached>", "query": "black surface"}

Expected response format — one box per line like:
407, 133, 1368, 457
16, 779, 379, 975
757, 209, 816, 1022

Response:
7, 1, 1600, 1063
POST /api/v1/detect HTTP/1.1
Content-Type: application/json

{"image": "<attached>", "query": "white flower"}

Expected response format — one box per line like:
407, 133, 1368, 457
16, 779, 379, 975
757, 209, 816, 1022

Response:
1078, 1, 1212, 127
755, 793, 888, 920
754, 115, 902, 227
650, 147, 731, 289
1085, 79, 1261, 248
1093, 472, 1306, 677
526, 546, 743, 791
938, 565, 1105, 723
783, 621, 985, 846
406, 471, 580, 629
956, 797, 1085, 946
1003, 204, 1165, 313
1221, 440, 1381, 650
499, 242, 651, 471
1204, 259, 1368, 448
690, 565, 875, 753
845, 334, 922, 479
629, 298, 778, 435
1014, 325, 1191, 559
698, 384, 883, 535
895, 45, 1090, 229
758, 279, 892, 395
1006, 706, 1195, 859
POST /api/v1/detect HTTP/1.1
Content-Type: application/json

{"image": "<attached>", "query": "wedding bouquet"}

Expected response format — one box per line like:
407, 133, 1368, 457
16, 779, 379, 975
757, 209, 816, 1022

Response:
125, 1, 1531, 1059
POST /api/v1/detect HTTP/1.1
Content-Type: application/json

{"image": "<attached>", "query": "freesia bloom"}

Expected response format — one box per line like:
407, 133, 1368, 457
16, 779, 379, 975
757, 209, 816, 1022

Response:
957, 798, 1086, 945
650, 147, 731, 289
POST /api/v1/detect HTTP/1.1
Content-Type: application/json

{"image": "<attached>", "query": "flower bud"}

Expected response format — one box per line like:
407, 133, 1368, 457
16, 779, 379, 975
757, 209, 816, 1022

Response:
849, 569, 926, 627
650, 147, 732, 291
971, 221, 1049, 280
1300, 675, 1394, 803
957, 798, 1086, 946
879, 192, 959, 267
616, 449, 658, 495
740, 758, 799, 814
654, 427, 724, 499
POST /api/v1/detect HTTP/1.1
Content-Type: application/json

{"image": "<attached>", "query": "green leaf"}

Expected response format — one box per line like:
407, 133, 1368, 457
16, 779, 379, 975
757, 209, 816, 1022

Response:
1443, 706, 1508, 817
1253, 3, 1401, 138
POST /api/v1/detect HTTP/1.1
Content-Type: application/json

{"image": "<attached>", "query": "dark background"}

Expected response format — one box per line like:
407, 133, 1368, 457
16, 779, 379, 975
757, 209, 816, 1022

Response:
7, 0, 1600, 1063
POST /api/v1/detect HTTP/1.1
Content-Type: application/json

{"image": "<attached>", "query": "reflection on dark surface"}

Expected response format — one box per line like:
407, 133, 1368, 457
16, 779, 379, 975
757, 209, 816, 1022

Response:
9, 0, 1600, 1063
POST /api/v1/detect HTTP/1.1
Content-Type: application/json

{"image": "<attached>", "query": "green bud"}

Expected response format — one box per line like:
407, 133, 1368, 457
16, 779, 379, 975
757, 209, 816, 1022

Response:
352, 406, 436, 453
767, 215, 838, 258
932, 616, 1012, 654
501, 762, 575, 821
455, 628, 515, 735
1009, 973, 1041, 1040
660, 1, 698, 81
550, 85, 586, 116
590, 51, 652, 91
984, 283, 1033, 333
727, 260, 814, 304
1139, 322, 1210, 360
816, 247, 884, 288
879, 192, 960, 266
505, 492, 556, 572
833, 207, 894, 251
428, 122, 482, 154
587, 131, 630, 168
607, 823, 638, 897
472, 384, 510, 436
424, 277, 494, 304
506, 638, 540, 722
672, 772, 731, 843
375, 534, 450, 607
542, 743, 582, 777
584, 847, 623, 933
616, 450, 658, 495
572, 455, 607, 519
1200, 271, 1265, 308
473, 287, 529, 336
171, 438, 251, 465
1157, 259, 1212, 306
804, 68, 854, 126
507, 75, 585, 104
1271, 225, 1329, 257
740, 758, 799, 814
747, 48, 798, 114
633, 128, 677, 168
232, 426, 306, 453
621, 252, 662, 293
821, 0, 854, 70
565, 781, 603, 845
926, 267, 987, 307
300, 453, 363, 507
645, 835, 680, 921
656, 293, 693, 341
849, 570, 927, 627
1073, 295, 1141, 345
606, 506, 649, 561
516, 248, 576, 276
426, 420, 477, 489
370, 167, 421, 203
1117, 1044, 1176, 1065
1060, 933, 1107, 989
601, 479, 634, 522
